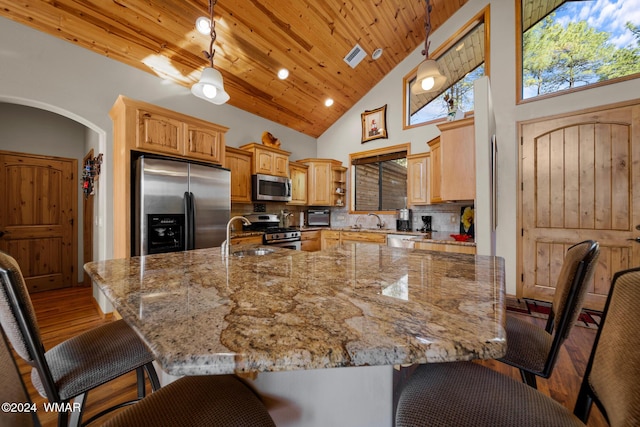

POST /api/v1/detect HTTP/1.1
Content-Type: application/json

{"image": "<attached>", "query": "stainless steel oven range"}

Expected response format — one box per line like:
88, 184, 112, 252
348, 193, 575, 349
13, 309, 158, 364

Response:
244, 213, 301, 250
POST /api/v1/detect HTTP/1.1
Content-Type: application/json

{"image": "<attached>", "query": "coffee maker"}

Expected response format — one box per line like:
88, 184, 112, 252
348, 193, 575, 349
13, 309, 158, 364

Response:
396, 208, 412, 231
419, 215, 433, 232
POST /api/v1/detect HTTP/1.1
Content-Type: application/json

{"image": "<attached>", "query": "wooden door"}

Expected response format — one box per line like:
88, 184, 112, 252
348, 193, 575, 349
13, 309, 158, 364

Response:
520, 103, 640, 310
0, 152, 77, 292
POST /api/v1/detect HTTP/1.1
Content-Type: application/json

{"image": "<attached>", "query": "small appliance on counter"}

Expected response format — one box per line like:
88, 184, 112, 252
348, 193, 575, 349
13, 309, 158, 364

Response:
307, 209, 330, 227
396, 208, 412, 231
419, 215, 434, 233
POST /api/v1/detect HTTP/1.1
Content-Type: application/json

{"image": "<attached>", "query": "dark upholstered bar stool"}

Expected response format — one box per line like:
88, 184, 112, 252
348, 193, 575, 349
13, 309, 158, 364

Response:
0, 250, 160, 427
395, 267, 640, 427
499, 240, 600, 388
1, 317, 275, 427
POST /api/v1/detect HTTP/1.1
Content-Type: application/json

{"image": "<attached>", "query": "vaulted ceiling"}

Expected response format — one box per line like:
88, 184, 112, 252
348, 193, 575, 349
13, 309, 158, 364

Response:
0, 0, 468, 138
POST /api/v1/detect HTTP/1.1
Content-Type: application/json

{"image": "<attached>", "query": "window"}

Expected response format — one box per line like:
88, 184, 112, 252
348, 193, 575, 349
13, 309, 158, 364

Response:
350, 144, 409, 213
403, 7, 490, 128
518, 0, 640, 102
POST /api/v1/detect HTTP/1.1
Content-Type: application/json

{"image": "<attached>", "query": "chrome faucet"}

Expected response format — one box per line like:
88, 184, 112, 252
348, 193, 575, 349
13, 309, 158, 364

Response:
368, 213, 385, 229
221, 216, 251, 257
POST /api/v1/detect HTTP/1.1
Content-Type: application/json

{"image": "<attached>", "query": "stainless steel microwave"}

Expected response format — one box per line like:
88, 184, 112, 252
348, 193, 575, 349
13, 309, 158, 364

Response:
252, 174, 292, 202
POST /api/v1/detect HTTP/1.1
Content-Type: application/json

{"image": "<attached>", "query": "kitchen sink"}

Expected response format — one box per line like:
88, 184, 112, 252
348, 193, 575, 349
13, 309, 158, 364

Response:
231, 248, 275, 257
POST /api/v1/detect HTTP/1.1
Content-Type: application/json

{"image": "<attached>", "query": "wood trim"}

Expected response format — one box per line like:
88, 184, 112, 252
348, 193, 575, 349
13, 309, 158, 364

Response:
82, 150, 94, 287
402, 6, 491, 130
349, 143, 412, 161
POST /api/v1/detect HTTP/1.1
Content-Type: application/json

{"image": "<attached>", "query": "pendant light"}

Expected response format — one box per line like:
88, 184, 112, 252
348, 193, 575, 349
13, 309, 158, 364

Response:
411, 0, 446, 94
192, 0, 229, 105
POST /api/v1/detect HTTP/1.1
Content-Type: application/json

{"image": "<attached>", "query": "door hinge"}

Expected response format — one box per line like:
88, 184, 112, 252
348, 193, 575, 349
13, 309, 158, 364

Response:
70, 218, 74, 226
521, 228, 524, 236
521, 273, 524, 282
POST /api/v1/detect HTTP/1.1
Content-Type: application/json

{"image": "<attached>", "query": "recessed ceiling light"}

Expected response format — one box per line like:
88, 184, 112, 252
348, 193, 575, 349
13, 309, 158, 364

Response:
325, 98, 334, 107
372, 48, 383, 60
195, 16, 211, 34
277, 68, 289, 80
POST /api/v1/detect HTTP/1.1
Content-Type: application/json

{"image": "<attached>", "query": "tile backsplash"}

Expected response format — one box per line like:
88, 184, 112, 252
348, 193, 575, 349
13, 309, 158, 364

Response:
329, 203, 469, 233
231, 202, 473, 233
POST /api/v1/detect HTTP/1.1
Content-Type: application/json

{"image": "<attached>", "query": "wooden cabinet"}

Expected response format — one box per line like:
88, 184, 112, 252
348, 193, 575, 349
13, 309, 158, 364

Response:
289, 161, 308, 206
340, 231, 386, 245
224, 147, 252, 203
299, 158, 344, 206
407, 152, 430, 205
429, 117, 475, 202
301, 230, 321, 251
231, 234, 263, 245
240, 143, 290, 177
414, 241, 476, 254
136, 107, 226, 165
321, 230, 341, 250
137, 109, 183, 156
185, 123, 225, 163
428, 137, 442, 203
110, 95, 229, 258
332, 166, 347, 207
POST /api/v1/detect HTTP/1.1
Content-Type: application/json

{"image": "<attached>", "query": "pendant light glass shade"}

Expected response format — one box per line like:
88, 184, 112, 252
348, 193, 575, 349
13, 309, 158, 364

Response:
191, 67, 230, 105
411, 58, 446, 94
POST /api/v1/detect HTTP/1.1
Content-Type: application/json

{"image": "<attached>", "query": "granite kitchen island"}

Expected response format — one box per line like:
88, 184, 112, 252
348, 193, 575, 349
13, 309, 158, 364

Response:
85, 244, 506, 426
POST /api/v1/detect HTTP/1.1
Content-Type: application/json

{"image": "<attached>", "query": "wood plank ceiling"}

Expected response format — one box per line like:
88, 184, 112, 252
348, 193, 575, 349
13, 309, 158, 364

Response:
0, 0, 467, 138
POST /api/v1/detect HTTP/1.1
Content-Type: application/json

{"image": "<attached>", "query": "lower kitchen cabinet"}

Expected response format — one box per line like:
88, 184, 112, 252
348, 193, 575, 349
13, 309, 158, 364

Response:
414, 241, 476, 254
301, 230, 321, 251
320, 230, 341, 250
340, 231, 386, 245
231, 234, 263, 245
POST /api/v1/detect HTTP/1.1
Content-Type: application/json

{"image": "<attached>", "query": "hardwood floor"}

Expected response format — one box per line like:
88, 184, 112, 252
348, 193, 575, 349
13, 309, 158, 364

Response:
14, 287, 149, 426
14, 287, 608, 426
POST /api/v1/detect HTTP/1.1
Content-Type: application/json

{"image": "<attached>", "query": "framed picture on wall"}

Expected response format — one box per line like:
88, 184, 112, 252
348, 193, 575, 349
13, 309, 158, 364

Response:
361, 104, 388, 143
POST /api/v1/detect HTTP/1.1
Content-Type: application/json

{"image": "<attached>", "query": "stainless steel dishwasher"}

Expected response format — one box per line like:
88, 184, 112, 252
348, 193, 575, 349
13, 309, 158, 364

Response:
386, 234, 416, 249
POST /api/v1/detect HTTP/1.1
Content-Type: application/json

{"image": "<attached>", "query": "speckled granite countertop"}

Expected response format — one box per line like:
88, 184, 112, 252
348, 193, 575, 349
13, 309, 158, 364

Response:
85, 244, 504, 376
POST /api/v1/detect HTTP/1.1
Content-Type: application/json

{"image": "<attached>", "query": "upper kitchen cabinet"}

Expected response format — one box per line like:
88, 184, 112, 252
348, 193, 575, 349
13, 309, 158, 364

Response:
240, 143, 290, 177
127, 97, 227, 165
429, 117, 475, 202
299, 159, 344, 207
110, 95, 228, 258
288, 161, 308, 206
185, 124, 225, 163
224, 147, 252, 203
407, 152, 430, 205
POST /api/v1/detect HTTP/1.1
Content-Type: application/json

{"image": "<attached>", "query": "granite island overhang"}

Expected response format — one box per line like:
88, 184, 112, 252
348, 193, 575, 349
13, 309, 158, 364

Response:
84, 243, 506, 377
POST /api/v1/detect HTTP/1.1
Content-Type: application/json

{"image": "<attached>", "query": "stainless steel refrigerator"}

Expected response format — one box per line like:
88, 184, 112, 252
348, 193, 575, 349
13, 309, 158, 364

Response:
133, 155, 230, 256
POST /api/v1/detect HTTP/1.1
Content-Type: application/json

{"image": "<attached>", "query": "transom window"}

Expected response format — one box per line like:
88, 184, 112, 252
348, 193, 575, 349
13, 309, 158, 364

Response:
518, 0, 640, 101
403, 7, 490, 128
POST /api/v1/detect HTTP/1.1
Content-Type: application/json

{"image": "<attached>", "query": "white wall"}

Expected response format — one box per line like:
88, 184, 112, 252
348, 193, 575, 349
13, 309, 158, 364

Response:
317, 0, 640, 294
0, 15, 317, 261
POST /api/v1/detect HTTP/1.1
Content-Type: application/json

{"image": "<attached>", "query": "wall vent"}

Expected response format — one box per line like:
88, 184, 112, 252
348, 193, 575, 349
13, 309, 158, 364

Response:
344, 44, 367, 68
